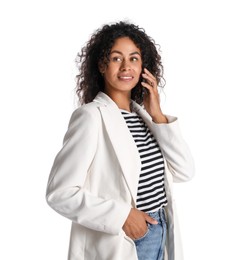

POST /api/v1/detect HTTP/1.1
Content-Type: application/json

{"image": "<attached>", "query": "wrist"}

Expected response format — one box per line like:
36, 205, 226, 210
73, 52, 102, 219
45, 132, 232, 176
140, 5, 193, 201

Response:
152, 114, 168, 124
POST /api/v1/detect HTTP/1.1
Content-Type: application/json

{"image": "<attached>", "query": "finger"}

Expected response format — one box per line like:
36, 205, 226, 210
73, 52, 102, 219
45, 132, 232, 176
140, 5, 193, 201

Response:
142, 72, 156, 83
142, 73, 157, 88
143, 68, 156, 81
143, 213, 158, 225
141, 81, 157, 94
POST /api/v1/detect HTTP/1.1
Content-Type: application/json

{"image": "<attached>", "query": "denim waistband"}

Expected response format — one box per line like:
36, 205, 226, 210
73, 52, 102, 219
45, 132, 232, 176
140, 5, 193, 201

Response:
147, 207, 167, 224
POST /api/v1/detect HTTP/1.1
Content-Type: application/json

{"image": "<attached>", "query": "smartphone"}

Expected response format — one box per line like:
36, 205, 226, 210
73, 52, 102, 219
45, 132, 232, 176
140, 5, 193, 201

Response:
141, 77, 149, 98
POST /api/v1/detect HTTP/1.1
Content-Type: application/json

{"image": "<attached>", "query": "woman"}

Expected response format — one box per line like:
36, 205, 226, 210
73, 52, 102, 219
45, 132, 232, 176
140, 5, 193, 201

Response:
46, 21, 195, 260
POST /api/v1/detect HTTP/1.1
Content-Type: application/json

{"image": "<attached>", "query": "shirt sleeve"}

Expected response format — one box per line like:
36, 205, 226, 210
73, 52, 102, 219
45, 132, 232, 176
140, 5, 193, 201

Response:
150, 115, 195, 182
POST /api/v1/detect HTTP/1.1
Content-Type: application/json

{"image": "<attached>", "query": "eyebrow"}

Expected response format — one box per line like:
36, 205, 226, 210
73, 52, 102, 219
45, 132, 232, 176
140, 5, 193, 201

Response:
110, 50, 141, 56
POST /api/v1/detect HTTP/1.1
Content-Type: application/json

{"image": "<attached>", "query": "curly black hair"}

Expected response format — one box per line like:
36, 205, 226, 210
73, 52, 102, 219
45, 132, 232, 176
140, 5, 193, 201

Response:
76, 21, 164, 105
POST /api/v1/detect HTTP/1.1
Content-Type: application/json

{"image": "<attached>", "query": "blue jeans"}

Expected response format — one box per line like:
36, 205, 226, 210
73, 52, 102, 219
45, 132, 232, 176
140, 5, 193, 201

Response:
134, 207, 167, 260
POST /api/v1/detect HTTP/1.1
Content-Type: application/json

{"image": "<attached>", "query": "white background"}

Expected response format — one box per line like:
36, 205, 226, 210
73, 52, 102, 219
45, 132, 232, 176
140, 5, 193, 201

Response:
0, 0, 246, 259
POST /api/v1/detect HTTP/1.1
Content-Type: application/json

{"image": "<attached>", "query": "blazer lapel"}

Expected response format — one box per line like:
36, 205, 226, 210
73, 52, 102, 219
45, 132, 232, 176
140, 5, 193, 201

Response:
131, 101, 154, 129
94, 92, 141, 206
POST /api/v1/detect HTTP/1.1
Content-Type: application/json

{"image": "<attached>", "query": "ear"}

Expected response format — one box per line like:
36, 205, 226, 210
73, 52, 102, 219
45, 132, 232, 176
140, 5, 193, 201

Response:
98, 61, 106, 74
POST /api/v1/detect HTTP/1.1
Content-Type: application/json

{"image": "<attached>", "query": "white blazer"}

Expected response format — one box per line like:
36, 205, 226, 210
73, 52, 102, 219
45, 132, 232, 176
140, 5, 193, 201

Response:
46, 91, 195, 260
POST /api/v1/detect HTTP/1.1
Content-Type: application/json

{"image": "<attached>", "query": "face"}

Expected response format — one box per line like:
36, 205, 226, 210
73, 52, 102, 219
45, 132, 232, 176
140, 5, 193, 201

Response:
99, 37, 142, 96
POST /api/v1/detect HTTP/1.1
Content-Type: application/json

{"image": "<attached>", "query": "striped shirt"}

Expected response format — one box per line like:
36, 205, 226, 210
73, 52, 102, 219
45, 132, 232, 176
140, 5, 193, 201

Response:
121, 110, 168, 212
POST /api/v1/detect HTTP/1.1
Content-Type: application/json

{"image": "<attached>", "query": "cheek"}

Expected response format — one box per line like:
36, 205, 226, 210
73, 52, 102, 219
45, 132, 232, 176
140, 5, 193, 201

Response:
136, 67, 142, 78
105, 64, 119, 76
136, 63, 143, 74
134, 73, 141, 85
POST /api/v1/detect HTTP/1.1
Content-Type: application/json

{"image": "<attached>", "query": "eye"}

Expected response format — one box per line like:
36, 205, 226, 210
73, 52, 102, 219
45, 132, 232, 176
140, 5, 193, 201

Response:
111, 56, 122, 62
130, 56, 139, 62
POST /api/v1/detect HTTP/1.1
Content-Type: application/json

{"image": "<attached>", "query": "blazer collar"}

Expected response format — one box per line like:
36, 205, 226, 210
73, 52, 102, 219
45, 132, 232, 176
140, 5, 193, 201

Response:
93, 92, 152, 119
131, 101, 154, 130
93, 91, 118, 107
93, 91, 154, 131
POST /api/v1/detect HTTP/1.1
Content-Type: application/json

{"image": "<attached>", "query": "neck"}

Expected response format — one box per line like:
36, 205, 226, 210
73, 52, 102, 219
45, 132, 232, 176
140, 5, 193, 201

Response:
104, 90, 132, 112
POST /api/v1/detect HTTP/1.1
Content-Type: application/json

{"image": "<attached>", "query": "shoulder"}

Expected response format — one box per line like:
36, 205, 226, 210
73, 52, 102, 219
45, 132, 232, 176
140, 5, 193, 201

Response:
72, 101, 101, 115
68, 101, 103, 127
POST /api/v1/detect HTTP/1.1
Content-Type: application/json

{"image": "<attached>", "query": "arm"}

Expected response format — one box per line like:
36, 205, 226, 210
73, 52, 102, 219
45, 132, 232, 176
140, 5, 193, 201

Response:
46, 107, 131, 235
151, 116, 195, 182
141, 68, 195, 182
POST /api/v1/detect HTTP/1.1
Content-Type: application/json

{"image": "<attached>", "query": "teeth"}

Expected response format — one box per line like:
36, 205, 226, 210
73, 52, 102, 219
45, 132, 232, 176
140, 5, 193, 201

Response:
120, 76, 132, 79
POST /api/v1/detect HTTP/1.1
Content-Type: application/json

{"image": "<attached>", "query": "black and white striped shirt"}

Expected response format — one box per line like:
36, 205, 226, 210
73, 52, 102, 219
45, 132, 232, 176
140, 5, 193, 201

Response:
121, 110, 168, 212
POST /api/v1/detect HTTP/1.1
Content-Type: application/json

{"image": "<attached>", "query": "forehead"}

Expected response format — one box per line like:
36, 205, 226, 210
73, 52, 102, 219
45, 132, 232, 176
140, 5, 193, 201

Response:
111, 37, 140, 53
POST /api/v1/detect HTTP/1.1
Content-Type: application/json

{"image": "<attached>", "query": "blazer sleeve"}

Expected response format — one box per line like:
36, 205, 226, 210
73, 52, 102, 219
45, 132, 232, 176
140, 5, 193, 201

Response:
46, 107, 131, 235
151, 115, 195, 183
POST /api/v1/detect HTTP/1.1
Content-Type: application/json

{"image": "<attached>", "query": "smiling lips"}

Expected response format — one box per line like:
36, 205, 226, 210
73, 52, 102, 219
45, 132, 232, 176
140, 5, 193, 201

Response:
118, 75, 134, 81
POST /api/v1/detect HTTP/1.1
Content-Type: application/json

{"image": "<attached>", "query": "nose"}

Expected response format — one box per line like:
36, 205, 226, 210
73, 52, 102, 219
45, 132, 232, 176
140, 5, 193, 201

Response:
120, 59, 131, 71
